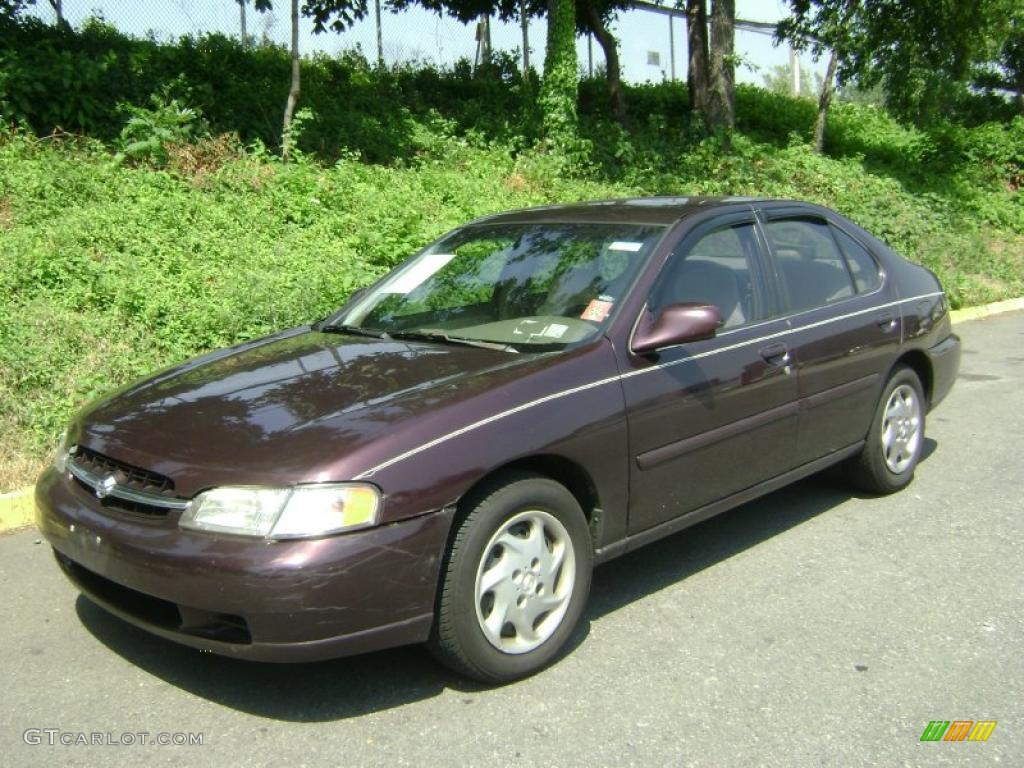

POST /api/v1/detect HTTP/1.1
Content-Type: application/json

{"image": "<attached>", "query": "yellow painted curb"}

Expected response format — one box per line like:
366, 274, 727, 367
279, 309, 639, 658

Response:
950, 297, 1024, 325
0, 486, 35, 534
0, 297, 1020, 534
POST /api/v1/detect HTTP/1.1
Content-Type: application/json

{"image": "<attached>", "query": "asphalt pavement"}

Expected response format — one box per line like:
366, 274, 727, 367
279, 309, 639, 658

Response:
1, 312, 1021, 767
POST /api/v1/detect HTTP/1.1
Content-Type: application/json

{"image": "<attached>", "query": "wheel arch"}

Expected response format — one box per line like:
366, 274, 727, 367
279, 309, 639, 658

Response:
455, 454, 602, 543
892, 349, 934, 406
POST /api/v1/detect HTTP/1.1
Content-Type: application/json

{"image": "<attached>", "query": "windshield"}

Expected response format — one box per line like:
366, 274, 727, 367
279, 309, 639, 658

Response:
333, 222, 665, 349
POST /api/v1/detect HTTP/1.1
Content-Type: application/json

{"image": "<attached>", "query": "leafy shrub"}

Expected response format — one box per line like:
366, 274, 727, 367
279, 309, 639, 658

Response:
116, 89, 206, 166
0, 15, 1022, 489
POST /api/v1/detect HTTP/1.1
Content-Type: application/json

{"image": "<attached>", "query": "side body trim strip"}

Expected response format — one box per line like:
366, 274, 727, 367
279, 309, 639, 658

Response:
354, 292, 942, 478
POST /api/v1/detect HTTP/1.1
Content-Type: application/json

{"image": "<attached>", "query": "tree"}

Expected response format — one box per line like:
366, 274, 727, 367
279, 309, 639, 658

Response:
282, 0, 300, 159
302, 0, 371, 31
973, 8, 1024, 113
685, 0, 709, 117
390, 0, 634, 133
278, 0, 631, 144
578, 0, 627, 127
706, 0, 734, 138
389, 0, 584, 142
685, 1, 736, 139
779, 0, 1017, 126
761, 62, 821, 97
2, 0, 68, 27
253, 1, 371, 156
813, 51, 838, 151
776, 0, 860, 153
998, 13, 1024, 113
539, 0, 577, 144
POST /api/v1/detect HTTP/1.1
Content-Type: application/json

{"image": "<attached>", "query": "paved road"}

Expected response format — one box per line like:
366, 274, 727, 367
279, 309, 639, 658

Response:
2, 313, 1021, 768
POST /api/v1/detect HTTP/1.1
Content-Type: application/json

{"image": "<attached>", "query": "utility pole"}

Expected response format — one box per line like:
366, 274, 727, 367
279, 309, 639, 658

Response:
789, 45, 801, 96
475, 14, 492, 68
520, 0, 530, 75
668, 14, 676, 81
239, 0, 248, 48
374, 0, 384, 67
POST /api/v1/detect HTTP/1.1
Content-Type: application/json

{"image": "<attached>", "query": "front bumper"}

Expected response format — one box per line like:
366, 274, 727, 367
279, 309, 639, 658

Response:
35, 467, 453, 662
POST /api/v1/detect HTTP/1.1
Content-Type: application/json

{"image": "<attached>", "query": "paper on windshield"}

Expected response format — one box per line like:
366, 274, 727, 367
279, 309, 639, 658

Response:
581, 299, 613, 322
608, 241, 644, 252
383, 253, 456, 294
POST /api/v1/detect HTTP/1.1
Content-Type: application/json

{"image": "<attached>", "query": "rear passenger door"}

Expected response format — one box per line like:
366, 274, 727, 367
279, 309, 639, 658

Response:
757, 208, 900, 466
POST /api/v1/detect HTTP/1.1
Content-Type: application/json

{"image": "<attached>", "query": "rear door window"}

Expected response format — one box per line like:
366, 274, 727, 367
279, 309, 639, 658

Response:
763, 218, 856, 312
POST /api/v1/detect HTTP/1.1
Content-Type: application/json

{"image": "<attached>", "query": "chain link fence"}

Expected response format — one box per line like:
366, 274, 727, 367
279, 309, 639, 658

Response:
25, 1, 820, 89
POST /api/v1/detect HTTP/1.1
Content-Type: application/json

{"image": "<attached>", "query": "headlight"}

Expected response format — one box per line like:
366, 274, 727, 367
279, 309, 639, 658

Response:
179, 483, 381, 539
53, 430, 70, 474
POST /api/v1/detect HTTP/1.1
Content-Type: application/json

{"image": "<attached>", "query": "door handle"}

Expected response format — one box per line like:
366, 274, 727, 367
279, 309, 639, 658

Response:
877, 312, 898, 331
759, 343, 790, 366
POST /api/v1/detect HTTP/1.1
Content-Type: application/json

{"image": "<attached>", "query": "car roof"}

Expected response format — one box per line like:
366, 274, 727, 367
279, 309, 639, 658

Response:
468, 196, 787, 227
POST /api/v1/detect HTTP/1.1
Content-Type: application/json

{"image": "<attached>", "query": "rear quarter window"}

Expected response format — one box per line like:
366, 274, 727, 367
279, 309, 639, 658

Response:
831, 226, 882, 294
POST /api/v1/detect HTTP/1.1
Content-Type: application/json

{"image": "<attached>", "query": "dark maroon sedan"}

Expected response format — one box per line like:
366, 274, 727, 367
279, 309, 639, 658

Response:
36, 197, 960, 681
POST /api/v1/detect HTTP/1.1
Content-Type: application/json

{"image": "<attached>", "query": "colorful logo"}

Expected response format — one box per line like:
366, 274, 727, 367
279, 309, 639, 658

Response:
920, 721, 997, 742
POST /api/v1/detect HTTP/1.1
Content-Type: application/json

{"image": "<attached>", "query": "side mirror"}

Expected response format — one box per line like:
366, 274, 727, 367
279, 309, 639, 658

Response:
631, 302, 721, 354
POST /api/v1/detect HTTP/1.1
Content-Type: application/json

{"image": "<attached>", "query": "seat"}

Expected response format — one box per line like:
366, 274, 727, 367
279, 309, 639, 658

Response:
778, 259, 853, 311
661, 259, 745, 328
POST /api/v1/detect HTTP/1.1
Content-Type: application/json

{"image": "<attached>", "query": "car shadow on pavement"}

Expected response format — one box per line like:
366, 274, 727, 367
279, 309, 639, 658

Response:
587, 437, 938, 622
75, 441, 938, 722
584, 475, 857, 622
76, 595, 471, 720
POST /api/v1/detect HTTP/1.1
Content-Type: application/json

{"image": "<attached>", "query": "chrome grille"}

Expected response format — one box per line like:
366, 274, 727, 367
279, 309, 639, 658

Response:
67, 447, 188, 516
73, 445, 175, 494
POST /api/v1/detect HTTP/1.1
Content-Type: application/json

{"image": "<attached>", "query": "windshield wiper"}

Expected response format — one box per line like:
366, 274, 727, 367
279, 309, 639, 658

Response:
318, 323, 390, 340
390, 330, 518, 353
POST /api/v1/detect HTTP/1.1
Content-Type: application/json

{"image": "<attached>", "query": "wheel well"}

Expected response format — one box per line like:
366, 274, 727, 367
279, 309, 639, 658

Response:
894, 350, 933, 405
458, 455, 600, 524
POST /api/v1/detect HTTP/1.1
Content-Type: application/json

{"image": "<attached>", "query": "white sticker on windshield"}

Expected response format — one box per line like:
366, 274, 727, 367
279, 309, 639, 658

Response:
608, 241, 644, 252
383, 253, 456, 294
543, 323, 568, 339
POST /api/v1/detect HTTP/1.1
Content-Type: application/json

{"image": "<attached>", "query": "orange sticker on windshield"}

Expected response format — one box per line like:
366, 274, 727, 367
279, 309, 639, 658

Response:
581, 299, 613, 322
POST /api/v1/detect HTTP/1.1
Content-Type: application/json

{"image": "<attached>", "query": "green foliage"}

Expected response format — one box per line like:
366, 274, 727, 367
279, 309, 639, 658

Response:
0, 16, 534, 162
116, 87, 206, 166
539, 0, 579, 147
778, 0, 1020, 126
0, 17, 1022, 489
760, 63, 822, 98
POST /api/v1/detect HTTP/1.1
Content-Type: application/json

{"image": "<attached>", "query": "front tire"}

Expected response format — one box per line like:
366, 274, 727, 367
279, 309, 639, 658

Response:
847, 365, 926, 494
429, 472, 593, 683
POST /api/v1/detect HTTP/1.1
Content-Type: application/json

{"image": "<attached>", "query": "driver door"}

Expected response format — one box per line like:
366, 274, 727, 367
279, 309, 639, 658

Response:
620, 213, 800, 535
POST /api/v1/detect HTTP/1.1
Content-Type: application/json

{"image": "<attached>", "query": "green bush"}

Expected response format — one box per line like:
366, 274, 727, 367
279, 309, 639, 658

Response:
2, 122, 1022, 490
0, 15, 1022, 490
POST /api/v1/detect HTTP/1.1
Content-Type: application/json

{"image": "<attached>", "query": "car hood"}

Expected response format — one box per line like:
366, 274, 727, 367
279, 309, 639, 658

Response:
72, 327, 545, 496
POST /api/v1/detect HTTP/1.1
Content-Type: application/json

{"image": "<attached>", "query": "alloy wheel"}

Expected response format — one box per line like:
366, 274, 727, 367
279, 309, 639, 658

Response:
881, 383, 921, 474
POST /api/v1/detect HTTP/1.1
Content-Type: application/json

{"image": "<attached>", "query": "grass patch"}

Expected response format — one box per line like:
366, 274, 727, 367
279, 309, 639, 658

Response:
1, 111, 1021, 489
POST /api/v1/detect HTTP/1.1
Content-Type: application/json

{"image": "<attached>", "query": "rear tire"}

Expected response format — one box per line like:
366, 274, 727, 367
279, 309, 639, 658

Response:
846, 366, 926, 494
429, 472, 592, 683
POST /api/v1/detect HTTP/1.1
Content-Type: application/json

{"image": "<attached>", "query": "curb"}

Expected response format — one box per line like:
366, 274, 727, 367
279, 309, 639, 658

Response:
1, 296, 1022, 536
949, 297, 1024, 325
0, 486, 35, 535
